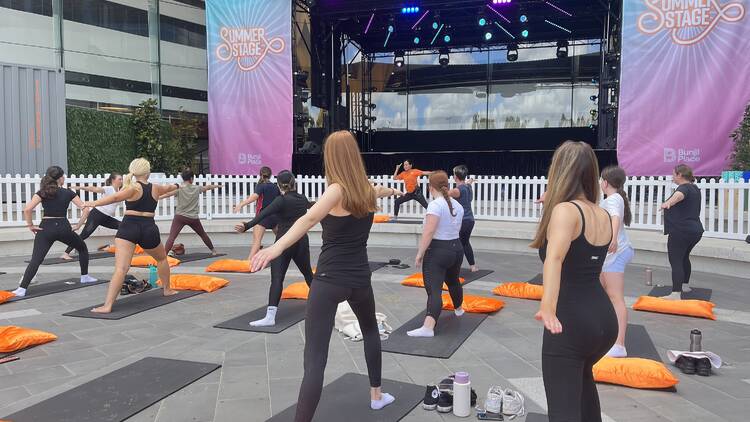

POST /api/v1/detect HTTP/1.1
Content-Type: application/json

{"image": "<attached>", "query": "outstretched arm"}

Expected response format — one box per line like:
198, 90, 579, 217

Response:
85, 187, 134, 208
234, 193, 260, 213
201, 184, 222, 193
236, 196, 284, 232
373, 185, 404, 198
70, 185, 105, 194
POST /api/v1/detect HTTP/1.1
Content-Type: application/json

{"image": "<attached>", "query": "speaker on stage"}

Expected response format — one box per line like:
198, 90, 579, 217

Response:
300, 128, 326, 154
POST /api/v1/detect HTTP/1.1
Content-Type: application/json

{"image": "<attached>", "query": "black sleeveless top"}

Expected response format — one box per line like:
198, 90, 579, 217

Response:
125, 182, 158, 213
36, 188, 77, 218
314, 212, 374, 288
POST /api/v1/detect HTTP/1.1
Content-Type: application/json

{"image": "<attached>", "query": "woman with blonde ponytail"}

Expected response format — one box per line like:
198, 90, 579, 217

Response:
83, 158, 180, 314
408, 171, 465, 338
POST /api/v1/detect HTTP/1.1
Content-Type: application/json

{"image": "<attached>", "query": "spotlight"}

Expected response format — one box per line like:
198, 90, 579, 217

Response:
432, 21, 439, 30
519, 14, 528, 23
413, 36, 420, 44
589, 95, 598, 101
443, 34, 451, 43
556, 40, 569, 58
590, 109, 598, 116
479, 17, 487, 26
492, 0, 512, 3
484, 31, 493, 41
388, 25, 394, 33
368, 103, 377, 109
394, 50, 405, 68
507, 43, 518, 61
438, 47, 450, 67
521, 29, 529, 38
401, 6, 420, 14
293, 69, 309, 88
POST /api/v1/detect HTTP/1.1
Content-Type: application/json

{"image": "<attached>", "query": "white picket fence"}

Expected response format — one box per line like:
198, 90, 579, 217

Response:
1, 174, 748, 240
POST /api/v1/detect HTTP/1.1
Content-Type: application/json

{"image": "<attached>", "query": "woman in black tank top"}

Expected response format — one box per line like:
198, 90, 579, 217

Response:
251, 132, 403, 422
531, 142, 617, 422
82, 158, 179, 314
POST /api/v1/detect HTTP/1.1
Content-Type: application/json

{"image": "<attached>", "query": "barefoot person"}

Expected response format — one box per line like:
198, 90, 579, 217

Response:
251, 131, 403, 421
235, 171, 315, 327
449, 165, 478, 272
393, 160, 434, 219
408, 171, 465, 338
233, 166, 280, 261
84, 158, 179, 313
161, 168, 222, 256
13, 166, 97, 297
61, 172, 124, 260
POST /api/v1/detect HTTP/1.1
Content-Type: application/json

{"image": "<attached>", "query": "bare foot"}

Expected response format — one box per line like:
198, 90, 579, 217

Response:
163, 288, 179, 296
60, 253, 73, 261
91, 306, 112, 313
470, 265, 479, 273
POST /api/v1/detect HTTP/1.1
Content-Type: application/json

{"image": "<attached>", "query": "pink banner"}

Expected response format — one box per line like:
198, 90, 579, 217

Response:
206, 0, 292, 175
618, 0, 750, 175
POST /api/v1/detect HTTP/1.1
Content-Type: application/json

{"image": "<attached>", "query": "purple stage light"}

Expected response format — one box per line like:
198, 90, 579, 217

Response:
364, 13, 375, 34
545, 1, 573, 17
411, 10, 430, 29
485, 4, 510, 23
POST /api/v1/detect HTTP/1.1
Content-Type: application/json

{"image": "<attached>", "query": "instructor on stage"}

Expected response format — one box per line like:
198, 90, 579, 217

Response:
393, 159, 434, 220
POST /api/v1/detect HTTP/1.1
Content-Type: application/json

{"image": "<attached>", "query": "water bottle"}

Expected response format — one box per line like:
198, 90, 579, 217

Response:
148, 265, 158, 288
452, 372, 471, 417
690, 329, 702, 352
645, 268, 653, 286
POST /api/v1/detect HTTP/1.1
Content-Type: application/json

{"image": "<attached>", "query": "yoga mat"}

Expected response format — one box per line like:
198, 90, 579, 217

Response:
382, 312, 487, 359
625, 323, 662, 362
648, 286, 712, 301
368, 261, 388, 272
458, 268, 494, 284
25, 251, 113, 265
389, 219, 423, 225
63, 288, 203, 320
527, 273, 543, 286
2, 357, 220, 422
173, 252, 226, 263
4, 279, 109, 303
267, 373, 424, 422
214, 300, 307, 334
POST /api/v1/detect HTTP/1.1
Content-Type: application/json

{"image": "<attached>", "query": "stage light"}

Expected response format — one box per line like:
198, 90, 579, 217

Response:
368, 103, 377, 109
414, 36, 420, 44
590, 109, 598, 116
388, 25, 394, 32
394, 50, 405, 68
401, 6, 420, 14
432, 21, 439, 30
494, 21, 515, 39
545, 1, 573, 17
484, 31, 493, 41
443, 34, 451, 43
556, 40, 569, 58
486, 4, 511, 23
411, 10, 430, 29
384, 25, 394, 47
519, 14, 528, 23
492, 0, 512, 4
479, 17, 487, 26
364, 13, 375, 34
439, 48, 450, 67
430, 23, 445, 45
545, 19, 571, 33
521, 29, 529, 38
507, 43, 518, 61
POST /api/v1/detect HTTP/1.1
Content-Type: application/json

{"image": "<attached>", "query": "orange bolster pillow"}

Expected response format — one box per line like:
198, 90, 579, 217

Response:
442, 294, 504, 313
373, 214, 391, 223
0, 291, 15, 304
0, 326, 58, 353
401, 273, 465, 290
593, 357, 679, 389
204, 259, 252, 273
158, 274, 229, 292
632, 296, 716, 320
492, 282, 543, 300
131, 255, 180, 268
105, 245, 144, 254
281, 282, 310, 300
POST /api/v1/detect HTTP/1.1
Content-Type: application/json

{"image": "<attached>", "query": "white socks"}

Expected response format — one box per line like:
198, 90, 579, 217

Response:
80, 275, 98, 284
407, 326, 434, 337
11, 287, 27, 297
682, 285, 693, 293
371, 393, 395, 410
455, 307, 465, 316
250, 306, 278, 327
662, 292, 682, 300
606, 344, 627, 358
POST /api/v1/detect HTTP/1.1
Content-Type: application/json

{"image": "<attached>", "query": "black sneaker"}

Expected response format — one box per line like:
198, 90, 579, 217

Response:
471, 388, 477, 407
436, 391, 453, 413
696, 358, 712, 376
676, 356, 697, 375
422, 385, 439, 410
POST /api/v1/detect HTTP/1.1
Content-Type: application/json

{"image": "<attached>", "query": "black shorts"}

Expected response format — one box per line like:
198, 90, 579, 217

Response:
257, 214, 279, 230
116, 215, 161, 249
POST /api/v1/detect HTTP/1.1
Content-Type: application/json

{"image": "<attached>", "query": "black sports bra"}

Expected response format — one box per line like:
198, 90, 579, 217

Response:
125, 182, 158, 213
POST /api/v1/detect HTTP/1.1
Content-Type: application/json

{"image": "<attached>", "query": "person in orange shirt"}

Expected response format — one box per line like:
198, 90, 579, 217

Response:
393, 159, 434, 219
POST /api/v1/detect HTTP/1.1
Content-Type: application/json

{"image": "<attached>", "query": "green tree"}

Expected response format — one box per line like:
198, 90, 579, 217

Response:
170, 108, 200, 170
730, 102, 750, 170
131, 99, 165, 170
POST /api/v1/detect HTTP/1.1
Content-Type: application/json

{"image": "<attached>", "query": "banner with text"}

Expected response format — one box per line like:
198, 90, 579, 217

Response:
206, 0, 292, 175
618, 0, 750, 175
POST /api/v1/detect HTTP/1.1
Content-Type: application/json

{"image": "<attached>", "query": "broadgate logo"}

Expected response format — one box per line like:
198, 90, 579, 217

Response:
215, 27, 285, 71
637, 0, 745, 45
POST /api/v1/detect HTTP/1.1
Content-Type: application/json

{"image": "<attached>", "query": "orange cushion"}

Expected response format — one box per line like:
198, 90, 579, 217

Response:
130, 255, 180, 268
0, 291, 15, 304
492, 282, 543, 300
204, 259, 252, 273
401, 273, 466, 290
632, 296, 716, 320
105, 245, 144, 254
158, 274, 229, 292
593, 357, 679, 389
442, 294, 504, 313
373, 214, 391, 223
0, 326, 57, 353
281, 282, 310, 300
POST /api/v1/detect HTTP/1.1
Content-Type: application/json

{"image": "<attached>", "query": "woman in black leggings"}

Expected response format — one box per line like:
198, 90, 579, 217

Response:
235, 171, 315, 327
531, 141, 617, 422
252, 131, 403, 421
449, 165, 478, 272
408, 171, 465, 338
13, 166, 97, 297
661, 164, 704, 300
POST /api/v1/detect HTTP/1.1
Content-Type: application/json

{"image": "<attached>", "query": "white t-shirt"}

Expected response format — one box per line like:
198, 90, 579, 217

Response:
96, 186, 119, 217
600, 193, 632, 263
424, 197, 464, 240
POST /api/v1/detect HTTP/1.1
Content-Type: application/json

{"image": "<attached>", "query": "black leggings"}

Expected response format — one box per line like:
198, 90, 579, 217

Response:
459, 219, 476, 266
423, 239, 464, 320
296, 281, 381, 422
667, 231, 702, 292
65, 209, 120, 254
393, 189, 428, 217
268, 234, 314, 307
22, 219, 89, 288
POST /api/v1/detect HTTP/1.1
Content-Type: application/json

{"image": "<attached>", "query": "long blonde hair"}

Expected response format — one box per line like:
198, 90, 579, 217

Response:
323, 131, 377, 218
124, 158, 151, 192
530, 141, 600, 249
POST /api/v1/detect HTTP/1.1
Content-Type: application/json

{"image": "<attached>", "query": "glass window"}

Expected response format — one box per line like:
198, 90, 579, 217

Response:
160, 14, 206, 49
63, 0, 149, 37
0, 0, 53, 16
0, 0, 56, 68
370, 56, 407, 130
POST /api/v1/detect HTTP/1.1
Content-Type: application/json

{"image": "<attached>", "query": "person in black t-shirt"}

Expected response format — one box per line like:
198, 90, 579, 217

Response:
660, 164, 704, 299
232, 166, 280, 262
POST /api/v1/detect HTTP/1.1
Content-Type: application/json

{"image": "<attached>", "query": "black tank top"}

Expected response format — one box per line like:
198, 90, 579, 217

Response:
125, 182, 158, 213
36, 188, 77, 218
314, 212, 374, 288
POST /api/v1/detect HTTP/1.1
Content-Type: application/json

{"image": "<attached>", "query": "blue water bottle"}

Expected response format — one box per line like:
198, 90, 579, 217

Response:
148, 265, 158, 288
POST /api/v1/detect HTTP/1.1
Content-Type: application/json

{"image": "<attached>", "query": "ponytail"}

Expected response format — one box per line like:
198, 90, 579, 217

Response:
123, 173, 135, 189
39, 166, 64, 199
429, 171, 456, 217
440, 186, 456, 217
601, 165, 631, 226
617, 187, 632, 226
124, 158, 151, 192
259, 166, 272, 183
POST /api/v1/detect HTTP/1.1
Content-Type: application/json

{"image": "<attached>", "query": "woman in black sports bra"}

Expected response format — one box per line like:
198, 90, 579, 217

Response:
83, 158, 179, 314
530, 141, 617, 422
251, 132, 403, 422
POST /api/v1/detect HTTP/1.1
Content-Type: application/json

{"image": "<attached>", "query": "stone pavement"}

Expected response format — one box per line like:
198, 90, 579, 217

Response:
1, 246, 749, 421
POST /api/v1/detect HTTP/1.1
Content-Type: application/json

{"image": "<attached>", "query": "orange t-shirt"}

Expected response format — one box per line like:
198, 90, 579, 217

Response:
396, 169, 423, 193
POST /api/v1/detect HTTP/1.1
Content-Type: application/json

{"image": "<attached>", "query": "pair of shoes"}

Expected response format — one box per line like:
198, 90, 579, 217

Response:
421, 385, 453, 412
675, 356, 712, 376
501, 388, 525, 419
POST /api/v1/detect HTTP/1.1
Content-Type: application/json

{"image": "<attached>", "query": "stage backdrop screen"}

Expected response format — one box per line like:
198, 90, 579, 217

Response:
618, 0, 749, 176
206, 0, 292, 175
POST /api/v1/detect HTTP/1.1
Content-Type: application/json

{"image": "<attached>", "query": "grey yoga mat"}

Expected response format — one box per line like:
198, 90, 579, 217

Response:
63, 288, 203, 320
381, 312, 487, 359
4, 278, 109, 303
648, 285, 712, 301
25, 251, 113, 265
214, 300, 307, 334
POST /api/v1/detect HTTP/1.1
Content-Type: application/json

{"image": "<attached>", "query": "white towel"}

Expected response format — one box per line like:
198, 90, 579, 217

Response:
667, 350, 722, 368
334, 302, 392, 341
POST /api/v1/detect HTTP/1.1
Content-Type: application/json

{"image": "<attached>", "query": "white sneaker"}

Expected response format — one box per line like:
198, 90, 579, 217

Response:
682, 285, 693, 293
606, 344, 628, 358
80, 275, 98, 284
501, 388, 525, 420
661, 292, 682, 300
485, 386, 503, 414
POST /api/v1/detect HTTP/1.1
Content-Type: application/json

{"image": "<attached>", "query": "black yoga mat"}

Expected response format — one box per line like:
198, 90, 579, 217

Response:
369, 261, 389, 272
267, 373, 424, 422
5, 278, 109, 303
527, 273, 544, 286
459, 268, 494, 284
25, 251, 113, 265
382, 312, 487, 359
63, 288, 203, 320
174, 252, 226, 263
389, 219, 423, 225
625, 323, 662, 362
648, 286, 712, 301
2, 357, 220, 422
214, 300, 307, 334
